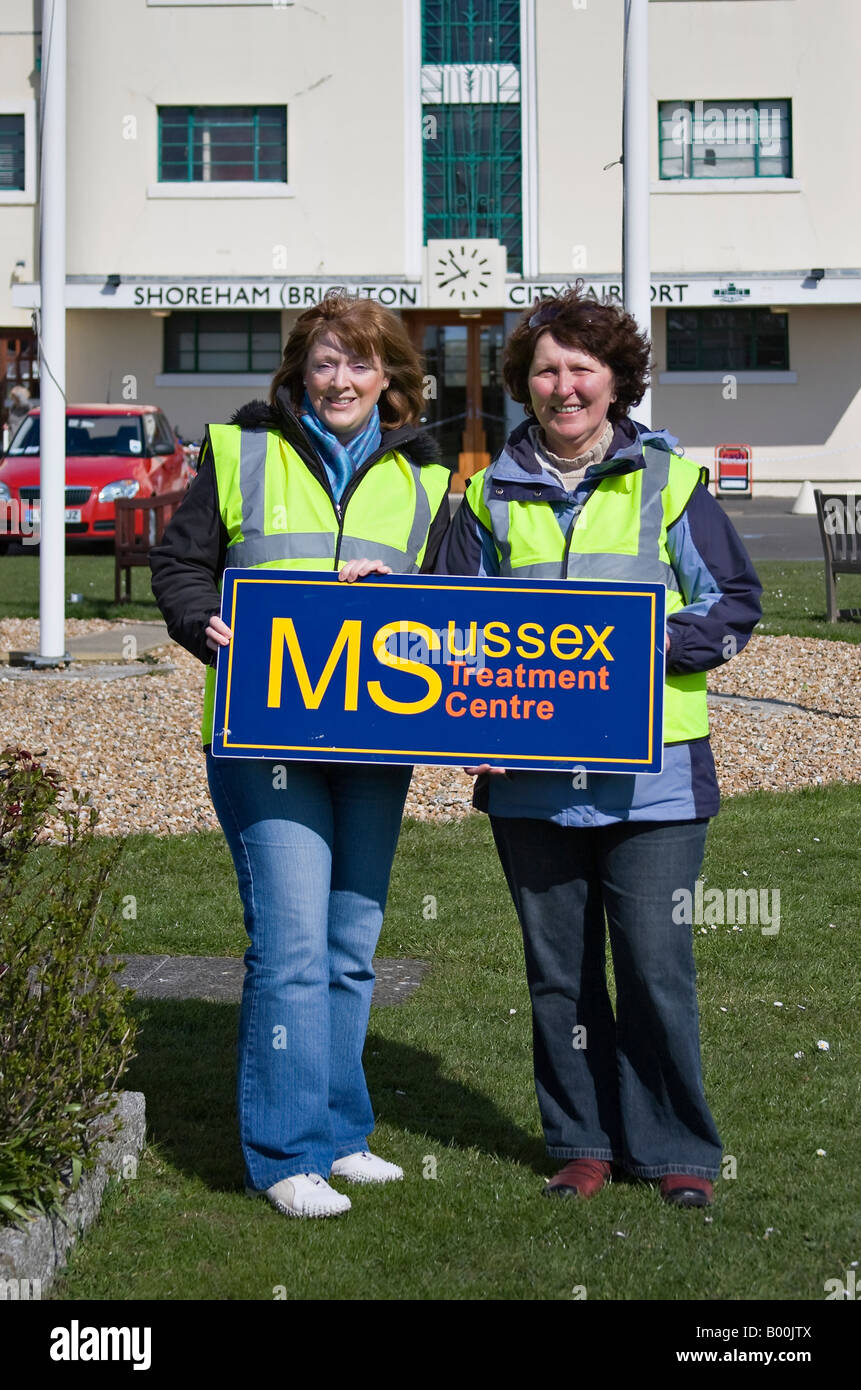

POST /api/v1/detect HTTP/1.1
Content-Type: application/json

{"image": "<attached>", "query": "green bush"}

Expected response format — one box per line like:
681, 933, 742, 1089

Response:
0, 747, 137, 1226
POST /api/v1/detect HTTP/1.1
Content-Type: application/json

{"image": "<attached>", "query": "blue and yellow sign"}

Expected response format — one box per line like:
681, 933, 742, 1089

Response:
211, 570, 666, 772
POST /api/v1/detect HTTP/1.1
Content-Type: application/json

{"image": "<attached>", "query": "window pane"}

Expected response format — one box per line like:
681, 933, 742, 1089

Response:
0, 114, 26, 190
666, 311, 699, 370
752, 309, 789, 368
160, 106, 286, 182
250, 328, 281, 372
422, 0, 520, 64
164, 314, 197, 371
160, 108, 191, 180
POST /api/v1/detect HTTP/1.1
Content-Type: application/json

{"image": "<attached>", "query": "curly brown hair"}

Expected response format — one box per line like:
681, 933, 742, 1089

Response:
270, 293, 425, 430
503, 285, 652, 424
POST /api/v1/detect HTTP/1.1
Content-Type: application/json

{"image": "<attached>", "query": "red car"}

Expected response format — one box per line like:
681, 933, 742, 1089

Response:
0, 404, 193, 549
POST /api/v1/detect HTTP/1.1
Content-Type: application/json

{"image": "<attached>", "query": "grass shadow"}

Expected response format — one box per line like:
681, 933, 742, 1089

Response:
126, 996, 545, 1192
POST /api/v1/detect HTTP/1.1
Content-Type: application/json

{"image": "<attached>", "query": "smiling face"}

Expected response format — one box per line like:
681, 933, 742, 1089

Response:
527, 332, 616, 459
303, 334, 390, 440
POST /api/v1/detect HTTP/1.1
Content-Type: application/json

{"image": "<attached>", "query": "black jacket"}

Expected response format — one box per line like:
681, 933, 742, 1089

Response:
149, 387, 451, 667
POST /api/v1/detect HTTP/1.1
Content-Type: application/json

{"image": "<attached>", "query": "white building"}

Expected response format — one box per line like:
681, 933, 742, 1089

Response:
3, 0, 860, 496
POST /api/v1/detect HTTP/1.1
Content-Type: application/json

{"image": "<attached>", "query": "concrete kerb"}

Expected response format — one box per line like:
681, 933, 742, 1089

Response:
114, 954, 430, 1006
0, 1091, 146, 1299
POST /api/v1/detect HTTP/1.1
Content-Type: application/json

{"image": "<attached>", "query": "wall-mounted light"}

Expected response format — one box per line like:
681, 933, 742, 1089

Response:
102, 273, 122, 294
809, 269, 825, 281
150, 310, 171, 319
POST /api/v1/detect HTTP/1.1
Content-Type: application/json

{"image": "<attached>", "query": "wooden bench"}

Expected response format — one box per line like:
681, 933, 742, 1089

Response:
814, 489, 861, 622
114, 490, 187, 603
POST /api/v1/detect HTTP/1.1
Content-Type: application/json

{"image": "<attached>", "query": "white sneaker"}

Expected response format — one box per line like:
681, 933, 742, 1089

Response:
330, 1150, 404, 1185
246, 1173, 352, 1218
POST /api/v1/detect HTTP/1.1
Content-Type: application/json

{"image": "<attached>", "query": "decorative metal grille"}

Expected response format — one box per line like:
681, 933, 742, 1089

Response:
422, 0, 520, 64
421, 2, 523, 272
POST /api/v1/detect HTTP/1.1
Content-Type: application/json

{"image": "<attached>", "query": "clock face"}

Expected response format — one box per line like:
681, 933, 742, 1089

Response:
433, 244, 493, 302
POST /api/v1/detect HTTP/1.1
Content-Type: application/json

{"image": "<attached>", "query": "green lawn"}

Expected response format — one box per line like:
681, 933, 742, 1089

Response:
47, 785, 860, 1301
755, 560, 861, 643
0, 548, 158, 623
1, 551, 861, 639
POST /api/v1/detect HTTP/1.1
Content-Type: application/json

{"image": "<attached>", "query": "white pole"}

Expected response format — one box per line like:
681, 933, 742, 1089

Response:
622, 0, 651, 427
38, 0, 68, 664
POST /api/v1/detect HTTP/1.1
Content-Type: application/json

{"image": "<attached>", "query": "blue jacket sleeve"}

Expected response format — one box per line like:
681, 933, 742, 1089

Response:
664, 483, 762, 673
434, 495, 500, 576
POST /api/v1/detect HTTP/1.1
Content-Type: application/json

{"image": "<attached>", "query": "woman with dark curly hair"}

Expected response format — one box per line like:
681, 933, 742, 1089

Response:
437, 286, 762, 1207
151, 294, 451, 1218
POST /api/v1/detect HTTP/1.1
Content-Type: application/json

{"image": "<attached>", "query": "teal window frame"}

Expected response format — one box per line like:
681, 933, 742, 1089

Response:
0, 114, 26, 191
163, 312, 282, 374
666, 308, 790, 371
421, 1, 523, 272
421, 0, 521, 63
423, 104, 523, 271
658, 100, 792, 180
158, 106, 287, 182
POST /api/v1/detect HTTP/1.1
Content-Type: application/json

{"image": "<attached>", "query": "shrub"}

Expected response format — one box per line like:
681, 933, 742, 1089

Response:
0, 746, 137, 1225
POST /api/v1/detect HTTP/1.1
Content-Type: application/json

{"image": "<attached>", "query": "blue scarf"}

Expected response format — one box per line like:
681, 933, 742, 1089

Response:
300, 390, 382, 503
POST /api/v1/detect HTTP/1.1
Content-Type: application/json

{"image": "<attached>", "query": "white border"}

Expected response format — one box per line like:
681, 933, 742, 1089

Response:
147, 2, 289, 7
0, 101, 37, 205
155, 373, 271, 386
520, 0, 538, 279
403, 0, 423, 279
658, 371, 797, 385
651, 179, 800, 195
147, 182, 293, 199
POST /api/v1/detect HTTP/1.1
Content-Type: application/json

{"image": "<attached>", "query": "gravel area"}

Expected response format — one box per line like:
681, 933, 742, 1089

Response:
0, 626, 857, 839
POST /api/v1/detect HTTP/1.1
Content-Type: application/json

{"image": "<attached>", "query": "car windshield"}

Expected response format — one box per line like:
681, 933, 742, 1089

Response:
7, 415, 145, 457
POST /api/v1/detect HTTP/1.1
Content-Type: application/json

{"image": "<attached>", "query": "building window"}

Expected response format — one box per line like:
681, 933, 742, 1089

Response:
0, 115, 26, 191
658, 100, 791, 179
667, 309, 789, 371
421, 1, 523, 272
158, 107, 287, 182
164, 312, 282, 373
423, 106, 522, 269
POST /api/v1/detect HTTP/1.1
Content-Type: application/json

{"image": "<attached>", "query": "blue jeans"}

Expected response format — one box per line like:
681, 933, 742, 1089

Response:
206, 753, 412, 1191
490, 815, 721, 1179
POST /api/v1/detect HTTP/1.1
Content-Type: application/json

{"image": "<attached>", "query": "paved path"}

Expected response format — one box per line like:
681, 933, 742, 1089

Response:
115, 954, 429, 1007
69, 621, 170, 662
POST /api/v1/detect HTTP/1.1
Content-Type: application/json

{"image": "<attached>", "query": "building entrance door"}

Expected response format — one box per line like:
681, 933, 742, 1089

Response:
407, 312, 506, 493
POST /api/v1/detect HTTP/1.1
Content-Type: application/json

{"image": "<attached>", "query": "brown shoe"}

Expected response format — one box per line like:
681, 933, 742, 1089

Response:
543, 1159, 611, 1198
660, 1174, 714, 1208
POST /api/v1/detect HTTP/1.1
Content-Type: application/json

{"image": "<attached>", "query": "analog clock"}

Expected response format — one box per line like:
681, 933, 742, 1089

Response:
425, 239, 504, 308
433, 244, 493, 302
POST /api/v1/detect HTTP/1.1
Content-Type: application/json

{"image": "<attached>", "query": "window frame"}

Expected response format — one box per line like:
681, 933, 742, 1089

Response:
0, 102, 36, 205
658, 99, 793, 182
162, 311, 282, 377
665, 307, 791, 373
153, 105, 291, 198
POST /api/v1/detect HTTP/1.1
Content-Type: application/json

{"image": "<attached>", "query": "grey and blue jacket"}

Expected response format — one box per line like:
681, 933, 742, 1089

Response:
435, 416, 763, 825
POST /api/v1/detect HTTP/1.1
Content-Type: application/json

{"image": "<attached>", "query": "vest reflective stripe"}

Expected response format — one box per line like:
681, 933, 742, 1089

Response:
467, 444, 708, 744
229, 532, 336, 567
239, 428, 268, 540
200, 424, 450, 742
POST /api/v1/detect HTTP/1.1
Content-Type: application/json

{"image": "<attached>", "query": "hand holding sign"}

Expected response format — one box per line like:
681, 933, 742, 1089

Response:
206, 614, 233, 652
